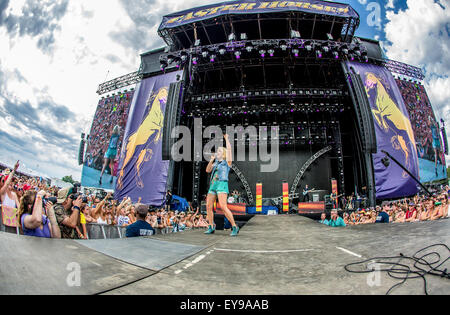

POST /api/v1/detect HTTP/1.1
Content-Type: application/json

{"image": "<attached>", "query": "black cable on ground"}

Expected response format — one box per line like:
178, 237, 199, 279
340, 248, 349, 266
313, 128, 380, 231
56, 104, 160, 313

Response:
344, 244, 450, 295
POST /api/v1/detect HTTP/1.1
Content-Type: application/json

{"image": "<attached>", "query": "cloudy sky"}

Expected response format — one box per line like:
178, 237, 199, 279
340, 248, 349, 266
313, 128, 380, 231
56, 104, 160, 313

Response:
0, 0, 448, 180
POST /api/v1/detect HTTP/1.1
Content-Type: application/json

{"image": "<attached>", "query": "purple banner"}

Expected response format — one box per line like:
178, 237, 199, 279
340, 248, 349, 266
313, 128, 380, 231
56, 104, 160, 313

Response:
115, 71, 183, 205
348, 62, 420, 199
159, 0, 359, 30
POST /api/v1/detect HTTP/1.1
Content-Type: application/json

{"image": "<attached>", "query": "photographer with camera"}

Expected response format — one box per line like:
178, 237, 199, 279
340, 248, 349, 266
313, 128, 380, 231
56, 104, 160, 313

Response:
53, 186, 84, 239
18, 190, 61, 238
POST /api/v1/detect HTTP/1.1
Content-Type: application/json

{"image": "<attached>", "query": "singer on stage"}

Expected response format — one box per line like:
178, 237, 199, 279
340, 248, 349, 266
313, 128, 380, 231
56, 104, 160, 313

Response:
205, 134, 240, 237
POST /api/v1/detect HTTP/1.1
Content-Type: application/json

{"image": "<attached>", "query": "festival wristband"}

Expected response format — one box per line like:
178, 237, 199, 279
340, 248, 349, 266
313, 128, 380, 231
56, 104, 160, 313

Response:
73, 206, 81, 211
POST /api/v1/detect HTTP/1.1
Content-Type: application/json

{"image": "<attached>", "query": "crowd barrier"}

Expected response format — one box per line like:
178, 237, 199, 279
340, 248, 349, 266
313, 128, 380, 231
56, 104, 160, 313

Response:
1, 213, 206, 239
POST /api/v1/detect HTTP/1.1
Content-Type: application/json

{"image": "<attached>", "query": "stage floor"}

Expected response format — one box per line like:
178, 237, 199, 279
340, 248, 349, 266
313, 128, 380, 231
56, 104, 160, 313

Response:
1, 216, 449, 295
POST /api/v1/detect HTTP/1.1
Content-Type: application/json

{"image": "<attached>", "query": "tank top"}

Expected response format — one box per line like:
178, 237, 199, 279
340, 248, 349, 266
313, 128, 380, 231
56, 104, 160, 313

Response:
96, 217, 108, 225
21, 214, 51, 238
108, 134, 120, 150
2, 192, 17, 208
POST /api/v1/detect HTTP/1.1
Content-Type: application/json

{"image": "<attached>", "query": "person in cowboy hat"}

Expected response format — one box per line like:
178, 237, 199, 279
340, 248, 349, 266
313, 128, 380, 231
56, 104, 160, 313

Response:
52, 186, 84, 239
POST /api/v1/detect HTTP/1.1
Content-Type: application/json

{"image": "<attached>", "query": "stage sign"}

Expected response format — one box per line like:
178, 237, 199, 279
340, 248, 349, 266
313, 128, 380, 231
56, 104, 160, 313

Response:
159, 0, 359, 30
348, 62, 420, 199
395, 79, 447, 183
115, 71, 183, 205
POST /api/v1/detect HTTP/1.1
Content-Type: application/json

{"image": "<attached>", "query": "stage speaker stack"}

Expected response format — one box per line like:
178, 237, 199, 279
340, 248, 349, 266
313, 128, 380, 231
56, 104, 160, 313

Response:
162, 81, 183, 161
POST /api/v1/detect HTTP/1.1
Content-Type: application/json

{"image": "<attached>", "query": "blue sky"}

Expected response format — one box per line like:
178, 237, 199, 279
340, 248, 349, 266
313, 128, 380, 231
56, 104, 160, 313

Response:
0, 0, 448, 180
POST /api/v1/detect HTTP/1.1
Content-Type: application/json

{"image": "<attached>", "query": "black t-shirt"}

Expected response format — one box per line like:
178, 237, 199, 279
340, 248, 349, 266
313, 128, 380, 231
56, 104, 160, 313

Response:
376, 212, 390, 223
126, 220, 155, 237
166, 193, 172, 204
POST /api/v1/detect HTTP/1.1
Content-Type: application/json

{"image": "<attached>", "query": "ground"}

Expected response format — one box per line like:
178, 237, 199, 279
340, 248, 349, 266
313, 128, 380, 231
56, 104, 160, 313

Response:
1, 215, 449, 295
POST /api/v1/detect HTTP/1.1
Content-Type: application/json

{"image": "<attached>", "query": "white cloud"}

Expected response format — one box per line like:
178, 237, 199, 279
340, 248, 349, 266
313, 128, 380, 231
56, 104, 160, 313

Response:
383, 0, 450, 165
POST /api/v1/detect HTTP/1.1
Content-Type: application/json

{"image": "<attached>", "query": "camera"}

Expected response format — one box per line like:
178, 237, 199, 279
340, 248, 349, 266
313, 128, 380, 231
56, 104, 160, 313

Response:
45, 196, 58, 204
70, 193, 88, 204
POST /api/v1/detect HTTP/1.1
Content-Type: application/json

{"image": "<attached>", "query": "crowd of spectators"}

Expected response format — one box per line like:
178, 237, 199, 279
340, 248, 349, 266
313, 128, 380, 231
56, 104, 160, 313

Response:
396, 79, 445, 165
1, 161, 208, 240
320, 187, 449, 227
84, 92, 134, 171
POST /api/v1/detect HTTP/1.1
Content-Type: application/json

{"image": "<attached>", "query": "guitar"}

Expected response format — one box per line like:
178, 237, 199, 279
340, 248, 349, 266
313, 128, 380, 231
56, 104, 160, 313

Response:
330, 194, 344, 201
303, 188, 316, 196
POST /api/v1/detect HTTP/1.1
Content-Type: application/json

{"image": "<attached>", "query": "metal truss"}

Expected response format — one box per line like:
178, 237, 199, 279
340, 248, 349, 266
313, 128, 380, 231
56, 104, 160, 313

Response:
96, 71, 142, 95
290, 145, 333, 195
231, 163, 254, 205
382, 59, 425, 81
160, 38, 366, 64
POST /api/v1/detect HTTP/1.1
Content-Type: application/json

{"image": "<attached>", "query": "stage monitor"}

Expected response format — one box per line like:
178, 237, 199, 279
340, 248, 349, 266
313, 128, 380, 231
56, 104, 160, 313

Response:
348, 61, 420, 200
81, 91, 135, 190
395, 79, 447, 183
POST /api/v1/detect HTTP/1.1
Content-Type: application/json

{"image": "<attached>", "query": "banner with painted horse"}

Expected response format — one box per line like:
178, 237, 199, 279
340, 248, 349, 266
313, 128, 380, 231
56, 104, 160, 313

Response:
347, 62, 420, 199
115, 71, 183, 205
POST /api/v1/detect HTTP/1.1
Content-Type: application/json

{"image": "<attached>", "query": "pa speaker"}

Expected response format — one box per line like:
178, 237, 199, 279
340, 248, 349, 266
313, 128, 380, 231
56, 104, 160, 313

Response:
162, 81, 183, 160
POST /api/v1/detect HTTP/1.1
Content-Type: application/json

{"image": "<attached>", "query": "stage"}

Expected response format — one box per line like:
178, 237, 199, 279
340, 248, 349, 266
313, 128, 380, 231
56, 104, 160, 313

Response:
1, 216, 448, 295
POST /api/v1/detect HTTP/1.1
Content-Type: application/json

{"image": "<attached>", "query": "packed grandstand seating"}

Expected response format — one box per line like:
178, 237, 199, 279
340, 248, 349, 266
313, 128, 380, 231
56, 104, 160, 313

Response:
396, 79, 445, 164
84, 91, 134, 172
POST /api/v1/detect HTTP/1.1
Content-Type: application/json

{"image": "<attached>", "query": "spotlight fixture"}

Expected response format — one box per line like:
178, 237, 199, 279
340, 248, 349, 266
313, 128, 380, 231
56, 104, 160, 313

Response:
240, 33, 248, 40
228, 33, 236, 41
194, 39, 201, 46
235, 51, 241, 59
268, 49, 275, 57
160, 59, 168, 70
326, 33, 334, 40
245, 43, 254, 52
332, 51, 339, 59
218, 46, 227, 55
180, 52, 188, 62
316, 50, 322, 58
259, 49, 266, 58
280, 40, 288, 51
192, 56, 198, 65
304, 41, 312, 51
210, 54, 216, 62
292, 48, 299, 57
167, 54, 175, 64
291, 30, 301, 38
202, 49, 209, 58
